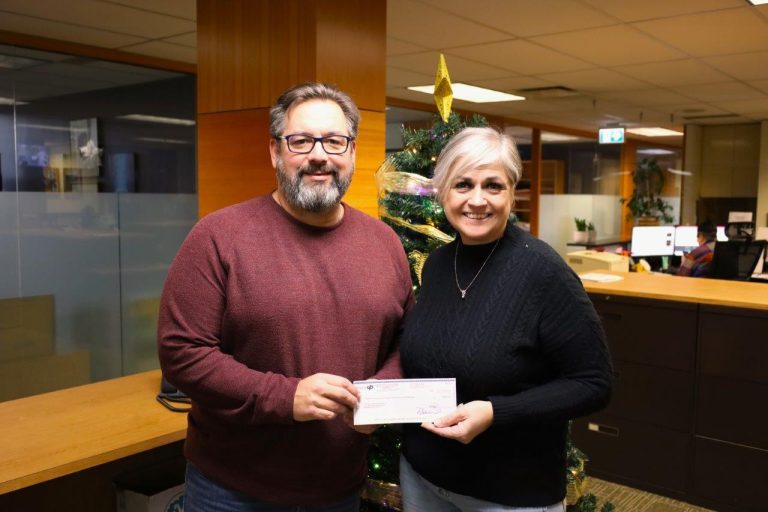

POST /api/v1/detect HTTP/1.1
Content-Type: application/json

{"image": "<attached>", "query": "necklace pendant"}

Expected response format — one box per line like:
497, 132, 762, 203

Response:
460, 290, 467, 299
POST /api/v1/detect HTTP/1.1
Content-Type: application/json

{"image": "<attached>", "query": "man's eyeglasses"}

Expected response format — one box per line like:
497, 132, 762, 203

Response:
277, 134, 354, 155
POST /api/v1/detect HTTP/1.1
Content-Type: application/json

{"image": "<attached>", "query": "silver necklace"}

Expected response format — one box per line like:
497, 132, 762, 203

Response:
454, 238, 501, 299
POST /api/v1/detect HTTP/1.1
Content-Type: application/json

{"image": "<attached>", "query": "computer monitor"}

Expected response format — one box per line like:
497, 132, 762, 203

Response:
716, 225, 728, 242
631, 226, 675, 257
674, 226, 698, 256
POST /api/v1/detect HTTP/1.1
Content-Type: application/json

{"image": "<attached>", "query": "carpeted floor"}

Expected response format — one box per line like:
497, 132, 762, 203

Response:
588, 478, 715, 512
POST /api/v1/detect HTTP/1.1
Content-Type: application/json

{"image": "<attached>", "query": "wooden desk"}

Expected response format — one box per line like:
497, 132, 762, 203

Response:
0, 369, 187, 495
580, 270, 768, 310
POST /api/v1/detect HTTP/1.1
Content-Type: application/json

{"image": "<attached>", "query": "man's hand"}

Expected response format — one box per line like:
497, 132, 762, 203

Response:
293, 373, 360, 422
420, 401, 493, 444
341, 410, 380, 435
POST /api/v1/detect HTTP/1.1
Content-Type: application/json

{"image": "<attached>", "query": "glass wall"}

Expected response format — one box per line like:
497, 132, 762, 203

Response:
635, 146, 684, 225
0, 45, 196, 401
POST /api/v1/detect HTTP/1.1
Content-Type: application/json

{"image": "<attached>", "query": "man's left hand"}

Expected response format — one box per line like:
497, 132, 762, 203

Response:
341, 411, 380, 435
420, 401, 493, 444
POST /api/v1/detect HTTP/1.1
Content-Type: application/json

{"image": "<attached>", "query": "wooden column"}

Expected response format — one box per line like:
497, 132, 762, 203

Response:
197, 0, 386, 218
529, 128, 542, 237
620, 139, 638, 240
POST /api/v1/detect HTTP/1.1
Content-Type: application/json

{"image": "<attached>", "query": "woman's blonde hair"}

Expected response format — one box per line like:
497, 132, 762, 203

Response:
432, 127, 522, 204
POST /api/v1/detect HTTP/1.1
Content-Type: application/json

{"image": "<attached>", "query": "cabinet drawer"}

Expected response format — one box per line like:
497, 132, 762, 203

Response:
692, 436, 768, 512
589, 294, 696, 370
571, 416, 689, 493
696, 375, 768, 450
699, 306, 768, 383
604, 362, 693, 431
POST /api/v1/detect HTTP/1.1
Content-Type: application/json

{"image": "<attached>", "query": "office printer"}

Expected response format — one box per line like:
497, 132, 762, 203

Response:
566, 250, 629, 274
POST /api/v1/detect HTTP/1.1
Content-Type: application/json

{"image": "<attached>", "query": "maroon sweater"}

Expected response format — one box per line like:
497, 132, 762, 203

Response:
157, 195, 413, 506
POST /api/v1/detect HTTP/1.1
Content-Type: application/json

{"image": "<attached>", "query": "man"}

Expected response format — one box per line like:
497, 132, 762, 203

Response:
158, 82, 413, 511
678, 221, 716, 277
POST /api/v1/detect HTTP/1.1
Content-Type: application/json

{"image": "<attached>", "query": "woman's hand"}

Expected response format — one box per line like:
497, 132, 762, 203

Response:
420, 401, 493, 444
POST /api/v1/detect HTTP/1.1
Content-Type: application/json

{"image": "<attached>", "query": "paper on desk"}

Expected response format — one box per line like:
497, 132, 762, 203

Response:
579, 272, 624, 283
353, 378, 456, 425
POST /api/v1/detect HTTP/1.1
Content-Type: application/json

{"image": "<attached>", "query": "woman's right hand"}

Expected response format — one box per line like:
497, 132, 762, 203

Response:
420, 401, 493, 444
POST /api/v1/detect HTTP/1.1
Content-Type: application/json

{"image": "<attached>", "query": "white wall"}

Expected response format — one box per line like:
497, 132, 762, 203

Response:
539, 194, 622, 258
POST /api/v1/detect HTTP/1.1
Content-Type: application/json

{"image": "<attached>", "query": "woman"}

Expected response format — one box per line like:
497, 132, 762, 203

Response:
399, 127, 612, 511
677, 221, 716, 277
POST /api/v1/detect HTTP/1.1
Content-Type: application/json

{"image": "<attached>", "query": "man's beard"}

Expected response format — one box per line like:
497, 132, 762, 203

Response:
276, 157, 353, 213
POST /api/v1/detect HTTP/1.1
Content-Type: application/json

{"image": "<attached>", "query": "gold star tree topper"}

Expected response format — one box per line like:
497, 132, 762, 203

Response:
434, 54, 453, 122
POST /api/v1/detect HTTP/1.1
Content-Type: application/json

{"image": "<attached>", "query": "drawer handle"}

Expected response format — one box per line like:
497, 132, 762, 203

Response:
588, 422, 619, 437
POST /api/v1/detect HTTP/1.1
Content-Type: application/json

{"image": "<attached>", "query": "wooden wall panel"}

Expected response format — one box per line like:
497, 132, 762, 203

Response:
345, 110, 385, 217
197, 109, 275, 218
197, 0, 316, 113
316, 1, 386, 112
197, 0, 386, 218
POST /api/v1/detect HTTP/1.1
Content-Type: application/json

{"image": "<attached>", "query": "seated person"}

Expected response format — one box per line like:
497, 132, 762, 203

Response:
678, 221, 716, 277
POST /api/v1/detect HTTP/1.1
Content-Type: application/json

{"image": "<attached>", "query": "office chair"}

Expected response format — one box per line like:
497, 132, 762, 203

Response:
710, 240, 767, 281
725, 221, 755, 241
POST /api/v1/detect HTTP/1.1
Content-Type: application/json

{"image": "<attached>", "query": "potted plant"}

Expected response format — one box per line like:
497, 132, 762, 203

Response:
620, 157, 674, 225
573, 218, 596, 244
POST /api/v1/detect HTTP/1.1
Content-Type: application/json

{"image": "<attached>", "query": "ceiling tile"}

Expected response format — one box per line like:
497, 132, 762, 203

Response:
102, 0, 196, 21
0, 0, 196, 39
118, 41, 196, 64
387, 37, 427, 56
615, 59, 731, 87
537, 68, 649, 92
671, 81, 768, 102
388, 51, 511, 81
420, 0, 615, 37
387, 0, 509, 49
162, 32, 196, 48
511, 97, 598, 114
581, 0, 744, 22
711, 98, 768, 116
703, 52, 768, 81
472, 76, 559, 92
532, 25, 685, 66
0, 12, 143, 48
634, 8, 768, 57
387, 66, 434, 88
448, 40, 592, 75
749, 79, 768, 94
600, 88, 695, 106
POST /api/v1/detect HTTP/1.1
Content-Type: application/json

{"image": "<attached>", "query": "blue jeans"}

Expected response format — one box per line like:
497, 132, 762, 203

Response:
184, 463, 360, 512
399, 456, 565, 512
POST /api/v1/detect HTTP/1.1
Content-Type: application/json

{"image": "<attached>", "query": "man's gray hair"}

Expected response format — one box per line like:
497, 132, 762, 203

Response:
270, 82, 360, 141
432, 127, 522, 205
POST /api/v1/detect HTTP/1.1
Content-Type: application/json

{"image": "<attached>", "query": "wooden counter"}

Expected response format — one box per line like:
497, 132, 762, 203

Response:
574, 271, 768, 512
580, 271, 768, 311
0, 369, 187, 495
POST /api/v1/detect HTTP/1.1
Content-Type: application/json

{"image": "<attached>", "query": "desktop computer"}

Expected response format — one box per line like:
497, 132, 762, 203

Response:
630, 226, 675, 258
673, 226, 698, 256
630, 226, 675, 271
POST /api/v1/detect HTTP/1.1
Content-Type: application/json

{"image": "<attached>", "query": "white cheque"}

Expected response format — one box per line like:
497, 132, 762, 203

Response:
353, 378, 456, 425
